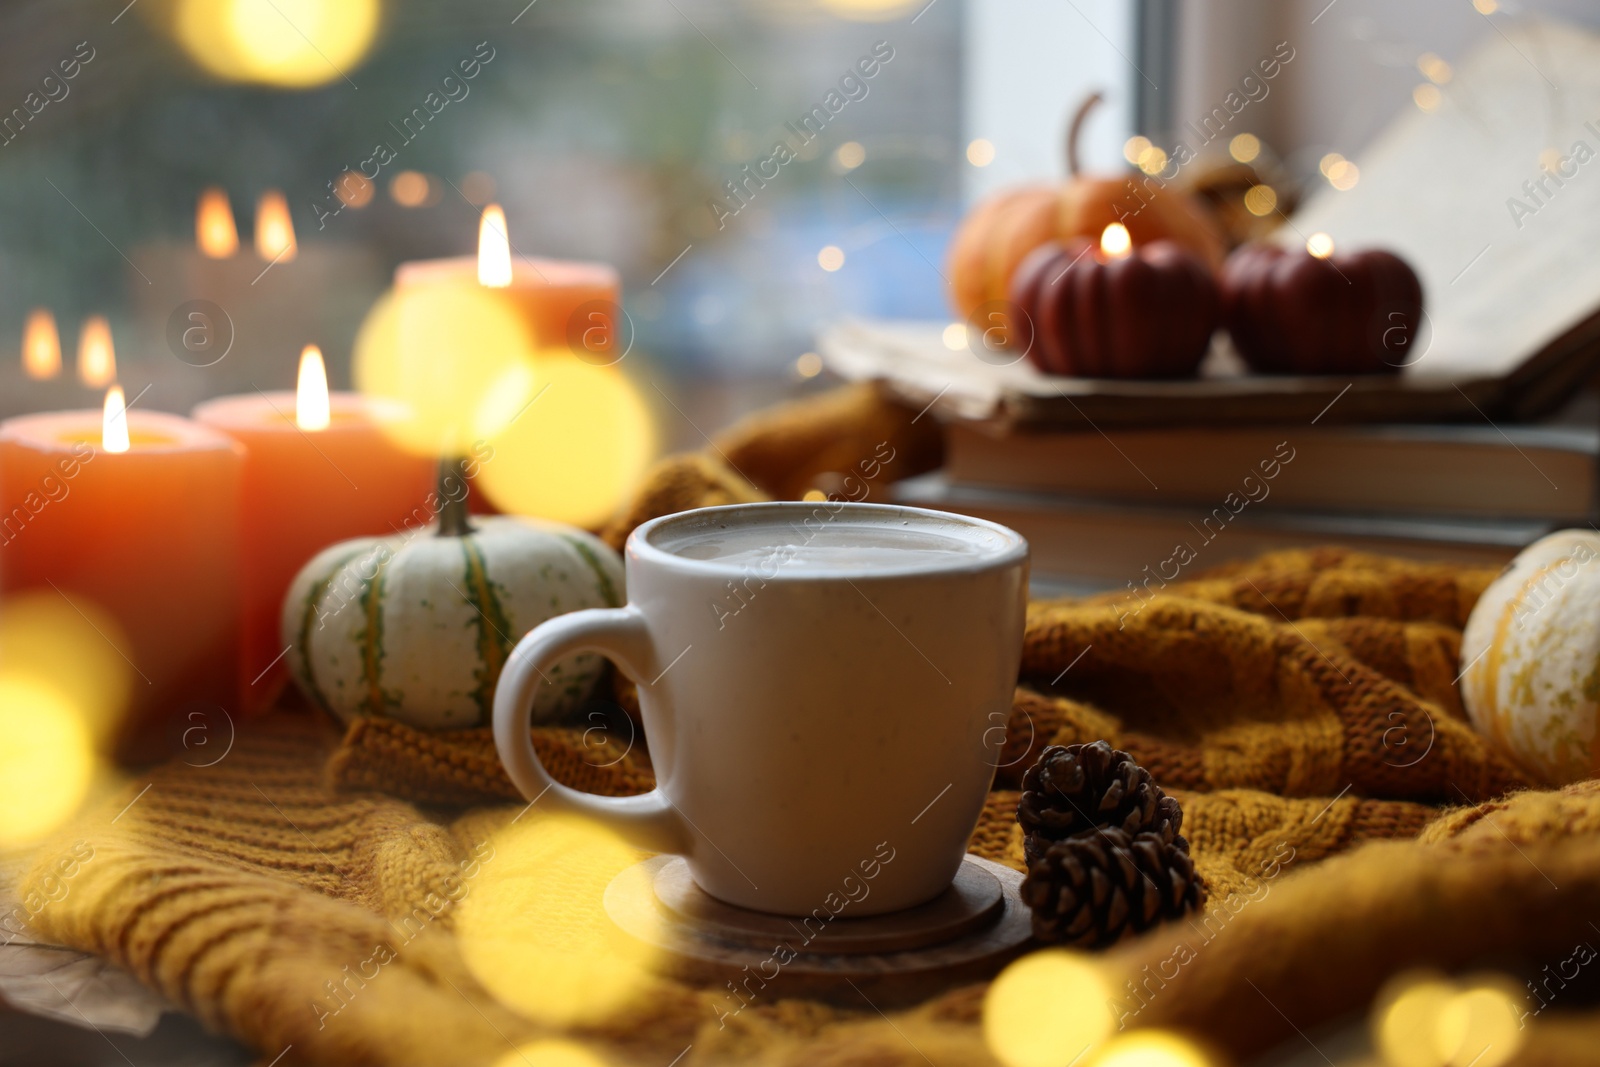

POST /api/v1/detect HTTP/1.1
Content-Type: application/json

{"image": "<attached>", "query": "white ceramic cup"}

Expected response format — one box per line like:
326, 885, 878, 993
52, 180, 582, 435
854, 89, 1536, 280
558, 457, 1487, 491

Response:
493, 501, 1028, 916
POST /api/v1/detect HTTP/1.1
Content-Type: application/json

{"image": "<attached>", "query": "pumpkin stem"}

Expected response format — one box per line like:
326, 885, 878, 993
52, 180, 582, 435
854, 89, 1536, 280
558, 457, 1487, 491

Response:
435, 455, 475, 538
1066, 92, 1104, 178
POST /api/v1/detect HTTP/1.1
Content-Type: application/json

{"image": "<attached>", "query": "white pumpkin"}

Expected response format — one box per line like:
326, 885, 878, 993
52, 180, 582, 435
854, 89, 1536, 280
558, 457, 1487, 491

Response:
1460, 529, 1600, 784
282, 513, 624, 729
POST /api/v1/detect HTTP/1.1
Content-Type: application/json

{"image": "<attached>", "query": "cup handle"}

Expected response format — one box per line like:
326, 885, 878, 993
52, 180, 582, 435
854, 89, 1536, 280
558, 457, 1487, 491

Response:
492, 606, 688, 855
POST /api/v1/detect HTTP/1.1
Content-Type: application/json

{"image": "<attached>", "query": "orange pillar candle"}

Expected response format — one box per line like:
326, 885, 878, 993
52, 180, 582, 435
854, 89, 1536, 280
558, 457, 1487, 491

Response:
191, 346, 434, 708
393, 203, 623, 359
0, 393, 243, 762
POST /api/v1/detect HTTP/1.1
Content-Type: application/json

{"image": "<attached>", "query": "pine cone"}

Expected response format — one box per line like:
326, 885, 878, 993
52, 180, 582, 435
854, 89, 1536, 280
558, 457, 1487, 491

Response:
1017, 741, 1183, 861
1021, 827, 1206, 948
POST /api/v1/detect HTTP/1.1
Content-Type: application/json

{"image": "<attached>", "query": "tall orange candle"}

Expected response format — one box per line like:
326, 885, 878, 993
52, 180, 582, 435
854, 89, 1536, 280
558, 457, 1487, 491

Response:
0, 392, 243, 761
393, 203, 623, 360
192, 346, 434, 708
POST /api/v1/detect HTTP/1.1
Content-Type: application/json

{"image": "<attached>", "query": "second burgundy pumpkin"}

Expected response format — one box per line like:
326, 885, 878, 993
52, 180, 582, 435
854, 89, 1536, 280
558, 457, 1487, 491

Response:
1221, 243, 1424, 375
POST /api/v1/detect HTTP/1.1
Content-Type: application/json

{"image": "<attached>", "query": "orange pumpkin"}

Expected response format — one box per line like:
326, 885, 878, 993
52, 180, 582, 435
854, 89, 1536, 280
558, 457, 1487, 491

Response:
947, 94, 1226, 323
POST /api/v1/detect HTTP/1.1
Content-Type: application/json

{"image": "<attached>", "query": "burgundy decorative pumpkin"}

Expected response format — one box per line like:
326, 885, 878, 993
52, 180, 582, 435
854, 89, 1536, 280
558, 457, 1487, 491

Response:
1009, 229, 1220, 379
1221, 242, 1424, 375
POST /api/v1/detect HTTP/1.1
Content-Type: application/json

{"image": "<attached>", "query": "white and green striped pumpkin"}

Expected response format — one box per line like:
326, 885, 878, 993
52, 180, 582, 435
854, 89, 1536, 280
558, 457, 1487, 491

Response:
281, 512, 623, 729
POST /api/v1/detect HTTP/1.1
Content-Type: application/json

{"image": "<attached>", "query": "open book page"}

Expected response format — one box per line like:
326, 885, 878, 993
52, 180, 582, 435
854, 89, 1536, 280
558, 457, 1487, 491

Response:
1291, 18, 1600, 381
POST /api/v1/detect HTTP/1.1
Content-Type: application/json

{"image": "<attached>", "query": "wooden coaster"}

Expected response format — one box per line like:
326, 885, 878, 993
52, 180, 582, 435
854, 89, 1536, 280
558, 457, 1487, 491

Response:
604, 854, 1034, 1008
651, 856, 1005, 955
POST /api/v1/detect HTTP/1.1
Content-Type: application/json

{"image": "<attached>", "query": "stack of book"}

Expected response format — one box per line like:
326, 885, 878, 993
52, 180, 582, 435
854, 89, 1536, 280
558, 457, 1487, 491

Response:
892, 416, 1597, 591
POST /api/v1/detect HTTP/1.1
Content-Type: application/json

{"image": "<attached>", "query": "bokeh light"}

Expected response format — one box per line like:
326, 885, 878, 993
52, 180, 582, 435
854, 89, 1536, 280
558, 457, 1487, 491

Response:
1414, 84, 1443, 113
983, 949, 1113, 1067
1372, 972, 1527, 1067
0, 591, 125, 847
1243, 185, 1278, 216
76, 315, 115, 388
818, 245, 846, 271
335, 171, 375, 209
967, 138, 997, 166
1093, 1030, 1213, 1067
492, 1040, 610, 1067
943, 323, 968, 350
1228, 133, 1261, 163
391, 170, 433, 208
0, 677, 96, 847
836, 141, 866, 170
173, 0, 381, 89
353, 281, 538, 457
1307, 232, 1335, 259
795, 352, 823, 378
1123, 136, 1152, 165
22, 309, 61, 380
1418, 53, 1454, 84
476, 356, 656, 528
196, 188, 239, 258
1326, 159, 1360, 191
1373, 971, 1458, 1067
1436, 983, 1524, 1067
255, 190, 297, 262
456, 814, 659, 1028
0, 592, 132, 745
1137, 146, 1169, 175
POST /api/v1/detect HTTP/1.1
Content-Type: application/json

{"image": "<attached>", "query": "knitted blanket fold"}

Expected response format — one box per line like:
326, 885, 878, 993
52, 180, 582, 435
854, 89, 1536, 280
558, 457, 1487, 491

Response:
15, 383, 1597, 1067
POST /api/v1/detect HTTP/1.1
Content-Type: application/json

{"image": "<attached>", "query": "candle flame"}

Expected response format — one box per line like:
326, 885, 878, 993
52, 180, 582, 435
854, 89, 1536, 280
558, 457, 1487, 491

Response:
1307, 232, 1335, 259
255, 190, 298, 263
196, 187, 239, 259
296, 344, 331, 431
102, 386, 129, 454
22, 309, 61, 380
1099, 222, 1132, 259
77, 316, 116, 388
478, 204, 512, 288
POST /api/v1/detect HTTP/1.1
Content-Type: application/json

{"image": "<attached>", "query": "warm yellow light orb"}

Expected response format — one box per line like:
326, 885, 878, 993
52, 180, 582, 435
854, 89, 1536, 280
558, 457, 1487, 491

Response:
0, 676, 96, 847
476, 356, 656, 528
174, 0, 381, 89
457, 814, 659, 1028
492, 1040, 610, 1067
1095, 1030, 1213, 1067
1229, 133, 1262, 163
1243, 185, 1279, 217
1137, 146, 1169, 175
1373, 972, 1456, 1067
0, 592, 132, 746
1436, 984, 1523, 1067
353, 281, 538, 458
983, 950, 1113, 1067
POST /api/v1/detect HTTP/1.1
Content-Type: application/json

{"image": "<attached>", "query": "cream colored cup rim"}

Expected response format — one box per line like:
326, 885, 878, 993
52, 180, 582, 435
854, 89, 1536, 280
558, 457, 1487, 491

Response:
629, 501, 1029, 580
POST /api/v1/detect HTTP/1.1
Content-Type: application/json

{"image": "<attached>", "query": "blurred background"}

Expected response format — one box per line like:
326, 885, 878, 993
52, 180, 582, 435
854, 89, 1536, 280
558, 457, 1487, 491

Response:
2, 0, 1595, 439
